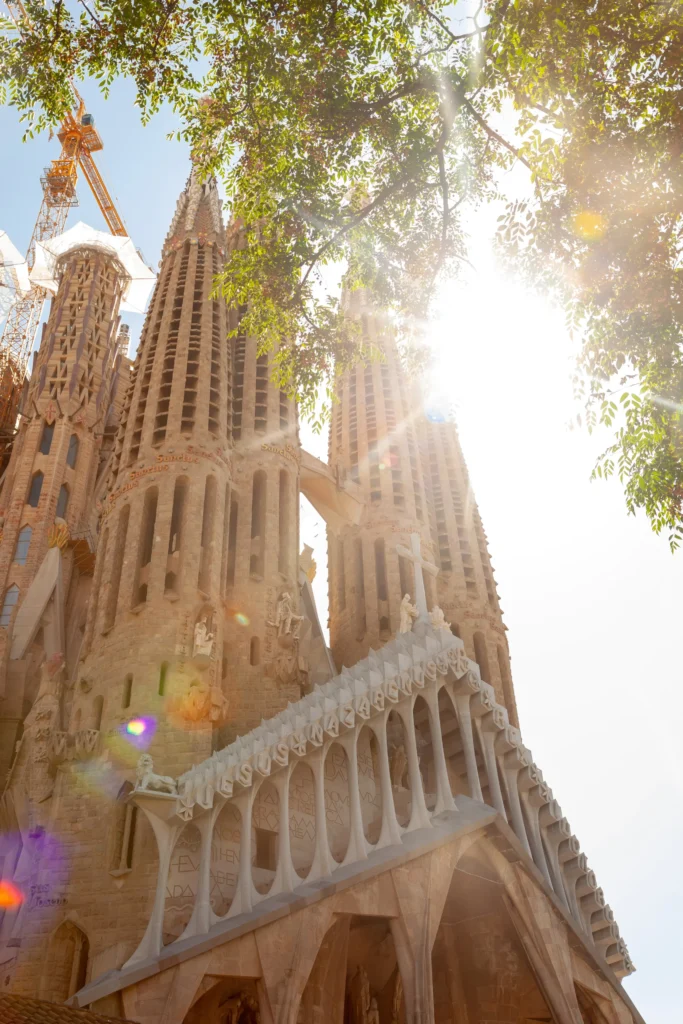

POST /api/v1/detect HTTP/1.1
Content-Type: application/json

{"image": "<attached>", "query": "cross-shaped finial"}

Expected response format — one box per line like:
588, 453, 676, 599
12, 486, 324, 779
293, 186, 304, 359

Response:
395, 533, 439, 620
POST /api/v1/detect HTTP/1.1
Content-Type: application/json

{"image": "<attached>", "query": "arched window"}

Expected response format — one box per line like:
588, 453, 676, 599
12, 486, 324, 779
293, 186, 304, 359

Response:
27, 471, 43, 507
111, 783, 137, 874
226, 497, 238, 589
66, 433, 79, 468
42, 922, 89, 1002
0, 585, 19, 627
92, 695, 104, 730
104, 504, 130, 630
250, 471, 266, 577
39, 422, 54, 455
473, 631, 491, 683
250, 637, 260, 666
278, 470, 290, 576
198, 475, 217, 593
374, 537, 388, 601
14, 526, 32, 565
133, 487, 158, 605
56, 484, 70, 519
122, 674, 133, 709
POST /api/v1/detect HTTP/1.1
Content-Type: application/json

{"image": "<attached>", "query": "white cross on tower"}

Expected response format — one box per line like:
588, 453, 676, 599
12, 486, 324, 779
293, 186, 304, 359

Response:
395, 533, 439, 621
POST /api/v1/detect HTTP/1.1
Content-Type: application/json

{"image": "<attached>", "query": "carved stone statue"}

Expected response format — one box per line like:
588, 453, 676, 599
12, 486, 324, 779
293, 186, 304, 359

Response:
193, 617, 215, 658
349, 965, 371, 1024
429, 605, 450, 630
134, 753, 177, 795
367, 998, 380, 1024
23, 653, 65, 818
389, 743, 408, 790
268, 591, 304, 640
399, 594, 418, 634
175, 677, 230, 726
391, 973, 403, 1024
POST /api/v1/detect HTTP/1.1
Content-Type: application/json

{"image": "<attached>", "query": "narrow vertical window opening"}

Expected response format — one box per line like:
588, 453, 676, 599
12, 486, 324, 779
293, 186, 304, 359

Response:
104, 504, 130, 630
133, 488, 158, 606
278, 470, 290, 576
198, 475, 217, 593
250, 471, 266, 577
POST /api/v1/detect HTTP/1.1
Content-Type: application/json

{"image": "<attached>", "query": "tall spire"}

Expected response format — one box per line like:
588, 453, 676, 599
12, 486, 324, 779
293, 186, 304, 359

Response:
79, 164, 234, 776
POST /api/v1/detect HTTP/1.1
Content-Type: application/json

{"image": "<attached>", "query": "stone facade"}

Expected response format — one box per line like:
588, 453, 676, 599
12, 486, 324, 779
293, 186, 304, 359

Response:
0, 170, 643, 1024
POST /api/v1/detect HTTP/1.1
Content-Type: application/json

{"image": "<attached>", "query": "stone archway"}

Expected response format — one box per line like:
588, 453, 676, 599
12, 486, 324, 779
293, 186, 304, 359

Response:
41, 920, 89, 1003
184, 978, 262, 1024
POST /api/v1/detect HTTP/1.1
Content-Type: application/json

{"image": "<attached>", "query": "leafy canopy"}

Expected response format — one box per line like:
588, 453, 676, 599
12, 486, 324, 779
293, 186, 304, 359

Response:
1, 0, 682, 546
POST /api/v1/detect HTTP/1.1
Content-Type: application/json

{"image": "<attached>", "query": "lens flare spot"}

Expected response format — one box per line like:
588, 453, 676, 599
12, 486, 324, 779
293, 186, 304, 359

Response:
573, 210, 607, 241
0, 881, 24, 909
234, 612, 249, 626
126, 718, 147, 736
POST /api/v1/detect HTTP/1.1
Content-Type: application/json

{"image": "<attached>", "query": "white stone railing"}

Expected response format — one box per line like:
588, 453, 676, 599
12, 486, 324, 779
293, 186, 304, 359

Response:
125, 623, 633, 980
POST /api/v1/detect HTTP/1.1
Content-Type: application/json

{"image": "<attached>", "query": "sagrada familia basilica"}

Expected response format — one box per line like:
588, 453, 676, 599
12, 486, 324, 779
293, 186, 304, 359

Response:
0, 171, 645, 1024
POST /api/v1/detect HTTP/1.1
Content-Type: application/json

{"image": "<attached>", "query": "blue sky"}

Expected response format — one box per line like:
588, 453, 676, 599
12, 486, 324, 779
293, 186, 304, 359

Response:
3, 72, 683, 1023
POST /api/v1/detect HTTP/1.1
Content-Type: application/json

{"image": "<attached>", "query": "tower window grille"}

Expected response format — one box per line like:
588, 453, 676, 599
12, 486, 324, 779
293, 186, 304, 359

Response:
279, 389, 289, 433
14, 526, 32, 565
129, 246, 174, 463
153, 244, 190, 445
365, 366, 381, 500
427, 435, 452, 571
208, 298, 221, 436
232, 306, 247, 441
348, 371, 359, 483
181, 245, 203, 433
254, 353, 269, 433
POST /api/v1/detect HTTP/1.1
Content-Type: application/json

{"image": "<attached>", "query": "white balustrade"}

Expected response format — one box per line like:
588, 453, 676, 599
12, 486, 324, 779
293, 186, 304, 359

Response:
125, 622, 633, 979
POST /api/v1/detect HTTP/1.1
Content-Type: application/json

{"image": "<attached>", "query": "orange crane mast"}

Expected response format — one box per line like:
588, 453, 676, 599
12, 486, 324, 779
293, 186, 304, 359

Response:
0, 0, 127, 443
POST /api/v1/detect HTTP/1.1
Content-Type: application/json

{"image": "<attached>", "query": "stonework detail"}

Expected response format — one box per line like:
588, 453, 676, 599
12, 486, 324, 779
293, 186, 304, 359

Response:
0, 166, 642, 1024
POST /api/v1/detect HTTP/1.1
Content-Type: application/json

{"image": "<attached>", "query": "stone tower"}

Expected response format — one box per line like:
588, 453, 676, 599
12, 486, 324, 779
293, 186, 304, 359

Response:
327, 290, 434, 669
420, 416, 519, 725
222, 280, 303, 737
78, 171, 233, 775
0, 242, 129, 779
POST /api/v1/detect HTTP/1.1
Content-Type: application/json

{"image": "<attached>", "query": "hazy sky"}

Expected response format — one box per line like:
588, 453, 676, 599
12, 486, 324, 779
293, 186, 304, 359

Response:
1, 73, 681, 1023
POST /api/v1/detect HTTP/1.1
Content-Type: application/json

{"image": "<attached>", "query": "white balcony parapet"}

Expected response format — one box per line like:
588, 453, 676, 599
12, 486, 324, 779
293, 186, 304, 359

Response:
126, 620, 634, 980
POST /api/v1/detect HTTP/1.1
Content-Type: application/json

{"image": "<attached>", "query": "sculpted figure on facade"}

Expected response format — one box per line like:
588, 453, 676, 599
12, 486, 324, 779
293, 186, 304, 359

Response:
349, 965, 372, 1024
22, 652, 65, 816
429, 605, 450, 630
399, 593, 418, 633
134, 753, 177, 795
269, 591, 304, 641
193, 616, 215, 659
173, 676, 230, 725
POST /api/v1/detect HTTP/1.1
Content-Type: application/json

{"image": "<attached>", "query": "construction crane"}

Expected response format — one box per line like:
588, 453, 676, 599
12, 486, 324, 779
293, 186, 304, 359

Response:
0, 0, 127, 445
